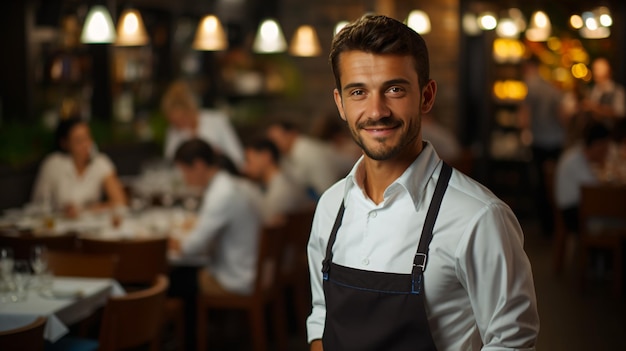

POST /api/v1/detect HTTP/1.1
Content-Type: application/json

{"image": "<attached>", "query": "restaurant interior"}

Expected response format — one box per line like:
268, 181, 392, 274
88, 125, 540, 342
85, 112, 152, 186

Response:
1, 0, 626, 350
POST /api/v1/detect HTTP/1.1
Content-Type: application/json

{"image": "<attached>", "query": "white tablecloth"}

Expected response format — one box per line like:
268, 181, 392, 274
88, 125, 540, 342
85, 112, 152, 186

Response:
0, 276, 124, 342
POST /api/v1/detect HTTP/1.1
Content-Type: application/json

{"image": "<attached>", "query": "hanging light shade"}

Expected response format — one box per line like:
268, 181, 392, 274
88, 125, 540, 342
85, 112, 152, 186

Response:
525, 11, 551, 42
252, 18, 287, 53
334, 20, 349, 36
192, 15, 228, 50
81, 5, 116, 44
406, 10, 431, 34
115, 9, 149, 46
289, 25, 322, 57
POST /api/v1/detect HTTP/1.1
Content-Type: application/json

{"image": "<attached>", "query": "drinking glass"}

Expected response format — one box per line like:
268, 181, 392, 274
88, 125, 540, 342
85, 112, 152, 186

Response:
11, 260, 31, 301
0, 247, 14, 302
30, 245, 49, 279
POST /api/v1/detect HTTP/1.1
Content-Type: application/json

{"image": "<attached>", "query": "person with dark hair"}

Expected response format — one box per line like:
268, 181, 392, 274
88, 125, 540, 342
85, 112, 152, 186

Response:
555, 123, 612, 232
266, 120, 343, 200
31, 117, 126, 218
243, 138, 312, 225
169, 138, 262, 296
306, 15, 538, 351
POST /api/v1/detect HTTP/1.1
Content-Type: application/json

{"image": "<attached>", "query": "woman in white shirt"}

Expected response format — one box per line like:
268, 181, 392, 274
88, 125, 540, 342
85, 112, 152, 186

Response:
160, 80, 245, 170
31, 117, 126, 218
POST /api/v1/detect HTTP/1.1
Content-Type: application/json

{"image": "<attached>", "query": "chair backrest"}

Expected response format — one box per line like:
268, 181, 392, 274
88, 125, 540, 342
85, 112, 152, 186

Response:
281, 209, 315, 275
253, 225, 286, 296
0, 316, 47, 351
0, 233, 77, 260
579, 185, 626, 237
79, 237, 167, 285
47, 250, 118, 278
98, 275, 169, 351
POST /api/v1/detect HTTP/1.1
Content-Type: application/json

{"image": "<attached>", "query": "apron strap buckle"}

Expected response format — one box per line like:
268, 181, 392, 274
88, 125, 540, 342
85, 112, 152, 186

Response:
413, 253, 428, 271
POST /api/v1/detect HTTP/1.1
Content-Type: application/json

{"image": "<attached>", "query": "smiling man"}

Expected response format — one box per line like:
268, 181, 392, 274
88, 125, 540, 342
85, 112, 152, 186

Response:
306, 15, 539, 351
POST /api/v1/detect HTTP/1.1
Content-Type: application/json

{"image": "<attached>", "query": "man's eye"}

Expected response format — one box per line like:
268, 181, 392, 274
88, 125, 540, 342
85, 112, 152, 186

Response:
388, 87, 403, 93
350, 90, 365, 96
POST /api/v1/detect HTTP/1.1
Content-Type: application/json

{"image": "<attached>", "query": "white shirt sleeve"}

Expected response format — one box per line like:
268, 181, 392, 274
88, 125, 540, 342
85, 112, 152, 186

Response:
31, 155, 56, 204
306, 203, 327, 343
457, 203, 539, 350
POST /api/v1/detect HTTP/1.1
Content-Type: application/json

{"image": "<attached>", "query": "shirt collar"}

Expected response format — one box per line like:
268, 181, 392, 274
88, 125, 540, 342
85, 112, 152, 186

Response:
342, 141, 442, 211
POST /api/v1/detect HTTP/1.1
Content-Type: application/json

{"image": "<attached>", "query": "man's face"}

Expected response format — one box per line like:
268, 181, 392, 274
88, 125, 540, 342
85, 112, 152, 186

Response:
333, 51, 436, 161
244, 148, 269, 180
65, 123, 94, 163
176, 160, 209, 188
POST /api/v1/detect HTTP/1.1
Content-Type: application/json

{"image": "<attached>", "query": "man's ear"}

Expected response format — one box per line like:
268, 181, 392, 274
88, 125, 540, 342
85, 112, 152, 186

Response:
334, 88, 347, 121
420, 80, 437, 114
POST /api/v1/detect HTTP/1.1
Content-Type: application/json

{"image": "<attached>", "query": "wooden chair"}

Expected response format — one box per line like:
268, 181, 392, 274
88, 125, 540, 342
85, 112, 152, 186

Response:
0, 233, 77, 260
78, 237, 184, 349
49, 275, 169, 351
578, 184, 626, 297
47, 250, 118, 278
280, 208, 315, 336
196, 226, 288, 351
78, 237, 168, 286
0, 316, 47, 351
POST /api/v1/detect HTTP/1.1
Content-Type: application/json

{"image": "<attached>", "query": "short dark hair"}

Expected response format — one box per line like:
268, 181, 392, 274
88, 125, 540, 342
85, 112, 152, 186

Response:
246, 138, 281, 164
173, 138, 218, 166
54, 117, 86, 152
330, 14, 430, 91
584, 122, 610, 147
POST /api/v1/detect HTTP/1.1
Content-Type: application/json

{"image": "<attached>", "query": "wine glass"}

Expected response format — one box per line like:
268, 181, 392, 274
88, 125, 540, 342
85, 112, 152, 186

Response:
0, 247, 14, 277
11, 260, 31, 301
30, 245, 48, 276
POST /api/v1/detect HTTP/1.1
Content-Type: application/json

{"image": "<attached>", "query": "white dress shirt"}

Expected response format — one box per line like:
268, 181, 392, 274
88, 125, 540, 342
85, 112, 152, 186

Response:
32, 152, 115, 209
260, 171, 313, 224
555, 143, 599, 209
282, 136, 342, 198
164, 109, 245, 170
307, 143, 539, 350
180, 171, 262, 295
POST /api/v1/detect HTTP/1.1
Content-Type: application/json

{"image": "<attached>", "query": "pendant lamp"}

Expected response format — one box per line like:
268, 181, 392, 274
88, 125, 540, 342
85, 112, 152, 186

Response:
289, 25, 322, 57
116, 8, 149, 46
81, 5, 116, 44
192, 15, 228, 51
252, 18, 287, 53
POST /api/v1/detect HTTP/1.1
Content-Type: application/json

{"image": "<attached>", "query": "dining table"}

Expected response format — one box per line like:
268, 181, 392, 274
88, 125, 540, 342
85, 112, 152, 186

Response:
0, 276, 124, 342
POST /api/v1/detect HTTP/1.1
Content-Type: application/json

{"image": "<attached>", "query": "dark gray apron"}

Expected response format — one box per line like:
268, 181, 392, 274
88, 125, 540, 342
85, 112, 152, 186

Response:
321, 162, 452, 351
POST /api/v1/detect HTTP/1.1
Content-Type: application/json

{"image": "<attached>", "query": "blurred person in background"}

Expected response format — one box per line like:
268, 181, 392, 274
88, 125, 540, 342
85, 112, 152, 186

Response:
519, 55, 566, 237
243, 138, 313, 226
168, 138, 262, 348
583, 57, 625, 127
555, 123, 611, 233
421, 112, 461, 165
310, 112, 362, 176
161, 80, 245, 170
31, 117, 126, 218
266, 120, 343, 200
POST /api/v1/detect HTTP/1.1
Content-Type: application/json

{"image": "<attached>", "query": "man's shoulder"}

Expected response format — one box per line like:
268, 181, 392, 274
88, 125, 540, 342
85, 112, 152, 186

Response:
444, 168, 508, 213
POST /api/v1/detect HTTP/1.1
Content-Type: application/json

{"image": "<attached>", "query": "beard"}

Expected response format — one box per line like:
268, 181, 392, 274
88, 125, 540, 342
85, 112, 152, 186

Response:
348, 116, 421, 161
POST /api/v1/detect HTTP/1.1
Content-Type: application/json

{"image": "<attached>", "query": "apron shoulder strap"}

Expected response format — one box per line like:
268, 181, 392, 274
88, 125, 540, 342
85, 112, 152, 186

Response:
322, 201, 345, 273
413, 162, 453, 272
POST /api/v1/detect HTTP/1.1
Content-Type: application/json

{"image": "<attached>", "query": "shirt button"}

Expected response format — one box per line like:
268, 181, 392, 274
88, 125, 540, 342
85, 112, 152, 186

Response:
362, 258, 370, 265
369, 211, 377, 218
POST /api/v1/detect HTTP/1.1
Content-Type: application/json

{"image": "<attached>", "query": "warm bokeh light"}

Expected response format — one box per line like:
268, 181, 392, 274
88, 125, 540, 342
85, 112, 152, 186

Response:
525, 11, 551, 42
406, 10, 431, 34
496, 18, 519, 38
570, 15, 583, 29
116, 9, 149, 46
493, 80, 527, 101
493, 38, 525, 63
192, 15, 228, 50
547, 37, 561, 52
334, 21, 349, 36
462, 13, 481, 36
478, 12, 497, 30
571, 63, 589, 79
